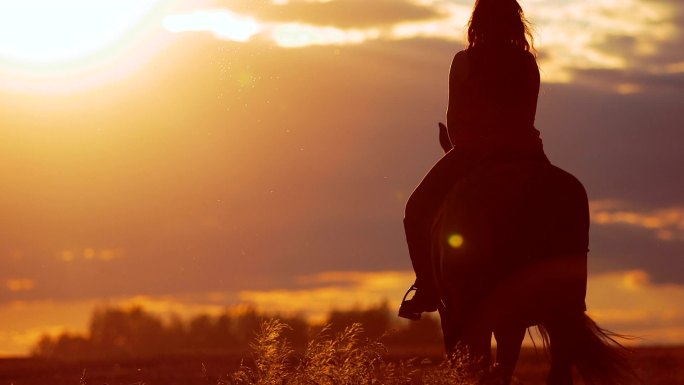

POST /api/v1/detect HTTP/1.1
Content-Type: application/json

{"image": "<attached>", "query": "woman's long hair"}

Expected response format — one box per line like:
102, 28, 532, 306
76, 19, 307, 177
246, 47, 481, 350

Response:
467, 0, 535, 53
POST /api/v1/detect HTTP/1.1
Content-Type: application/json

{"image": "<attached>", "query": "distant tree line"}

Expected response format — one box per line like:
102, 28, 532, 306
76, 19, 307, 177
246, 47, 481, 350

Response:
32, 302, 443, 360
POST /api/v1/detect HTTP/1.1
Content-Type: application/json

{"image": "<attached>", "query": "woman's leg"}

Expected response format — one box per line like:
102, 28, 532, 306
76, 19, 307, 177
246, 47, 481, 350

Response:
404, 148, 478, 298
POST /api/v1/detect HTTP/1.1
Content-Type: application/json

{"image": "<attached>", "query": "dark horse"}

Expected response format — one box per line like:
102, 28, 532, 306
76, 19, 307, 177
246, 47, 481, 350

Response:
431, 125, 633, 385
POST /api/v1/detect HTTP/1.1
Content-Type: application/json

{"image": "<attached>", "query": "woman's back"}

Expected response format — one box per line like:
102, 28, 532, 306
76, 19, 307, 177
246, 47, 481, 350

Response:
447, 44, 540, 147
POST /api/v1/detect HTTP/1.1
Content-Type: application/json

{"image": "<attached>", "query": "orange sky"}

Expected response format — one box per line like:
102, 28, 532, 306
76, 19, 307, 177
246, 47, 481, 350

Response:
0, 0, 683, 356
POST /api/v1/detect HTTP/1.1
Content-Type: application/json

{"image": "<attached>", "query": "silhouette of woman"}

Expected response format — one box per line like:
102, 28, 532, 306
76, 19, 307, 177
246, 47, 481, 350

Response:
399, 0, 549, 320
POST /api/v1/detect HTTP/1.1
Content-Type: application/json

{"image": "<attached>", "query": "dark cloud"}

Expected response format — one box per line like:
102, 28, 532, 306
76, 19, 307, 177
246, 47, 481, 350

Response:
536, 82, 684, 208
591, 34, 638, 58
571, 67, 684, 93
589, 224, 684, 284
221, 0, 446, 28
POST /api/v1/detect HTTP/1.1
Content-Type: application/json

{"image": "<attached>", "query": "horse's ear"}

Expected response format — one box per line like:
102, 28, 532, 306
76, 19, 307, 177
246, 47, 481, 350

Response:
438, 122, 452, 153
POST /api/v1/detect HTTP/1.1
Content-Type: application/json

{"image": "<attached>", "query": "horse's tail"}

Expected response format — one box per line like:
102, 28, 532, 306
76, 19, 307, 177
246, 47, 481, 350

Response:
538, 313, 637, 385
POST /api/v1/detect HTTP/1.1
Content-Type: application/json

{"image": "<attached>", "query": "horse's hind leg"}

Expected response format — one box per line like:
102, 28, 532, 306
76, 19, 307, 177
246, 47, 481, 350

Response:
494, 326, 526, 385
545, 318, 575, 385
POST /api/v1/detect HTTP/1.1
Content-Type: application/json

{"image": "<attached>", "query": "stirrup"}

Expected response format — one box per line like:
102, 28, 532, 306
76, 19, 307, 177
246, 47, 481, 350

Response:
398, 285, 422, 321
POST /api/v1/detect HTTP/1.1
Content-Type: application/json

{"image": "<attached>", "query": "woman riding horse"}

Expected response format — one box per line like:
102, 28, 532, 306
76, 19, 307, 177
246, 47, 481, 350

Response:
400, 0, 544, 320
399, 0, 634, 384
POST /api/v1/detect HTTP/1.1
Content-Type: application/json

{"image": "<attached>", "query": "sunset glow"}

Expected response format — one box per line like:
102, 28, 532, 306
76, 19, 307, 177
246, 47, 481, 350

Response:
0, 0, 682, 360
3, 269, 684, 356
0, 0, 171, 93
0, 0, 165, 65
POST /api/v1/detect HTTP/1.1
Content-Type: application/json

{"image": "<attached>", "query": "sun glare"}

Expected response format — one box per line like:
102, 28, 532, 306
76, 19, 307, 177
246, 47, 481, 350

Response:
0, 0, 171, 93
0, 0, 166, 65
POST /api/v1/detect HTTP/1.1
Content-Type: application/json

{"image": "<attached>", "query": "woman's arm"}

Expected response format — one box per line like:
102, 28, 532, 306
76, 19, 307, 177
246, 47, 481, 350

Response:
446, 50, 469, 145
438, 122, 452, 153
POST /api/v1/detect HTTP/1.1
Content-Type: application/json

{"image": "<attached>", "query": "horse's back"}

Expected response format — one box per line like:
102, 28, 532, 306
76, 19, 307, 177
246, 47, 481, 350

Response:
435, 161, 589, 328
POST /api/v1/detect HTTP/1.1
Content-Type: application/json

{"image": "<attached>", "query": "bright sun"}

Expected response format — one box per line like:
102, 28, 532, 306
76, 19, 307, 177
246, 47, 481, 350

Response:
0, 0, 171, 93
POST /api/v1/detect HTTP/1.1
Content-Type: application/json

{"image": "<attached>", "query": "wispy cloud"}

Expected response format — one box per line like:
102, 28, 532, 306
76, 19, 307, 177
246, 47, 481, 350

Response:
163, 9, 262, 42
241, 271, 414, 322
57, 248, 125, 263
5, 279, 35, 292
591, 200, 684, 241
162, 1, 465, 48
218, 0, 445, 29
270, 23, 381, 48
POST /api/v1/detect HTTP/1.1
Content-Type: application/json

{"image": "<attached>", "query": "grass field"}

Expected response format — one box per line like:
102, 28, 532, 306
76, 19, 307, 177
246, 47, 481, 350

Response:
2, 320, 683, 384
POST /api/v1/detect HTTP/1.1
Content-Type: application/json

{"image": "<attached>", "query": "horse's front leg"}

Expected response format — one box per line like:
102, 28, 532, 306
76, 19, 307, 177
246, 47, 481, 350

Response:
494, 326, 526, 385
439, 305, 494, 373
438, 305, 459, 355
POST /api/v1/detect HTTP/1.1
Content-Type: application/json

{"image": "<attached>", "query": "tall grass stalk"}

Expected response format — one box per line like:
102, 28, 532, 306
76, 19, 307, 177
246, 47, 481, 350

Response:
226, 319, 485, 385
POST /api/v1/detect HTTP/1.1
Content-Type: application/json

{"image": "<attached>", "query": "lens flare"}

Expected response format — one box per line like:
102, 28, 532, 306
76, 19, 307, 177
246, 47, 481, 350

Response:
448, 234, 464, 248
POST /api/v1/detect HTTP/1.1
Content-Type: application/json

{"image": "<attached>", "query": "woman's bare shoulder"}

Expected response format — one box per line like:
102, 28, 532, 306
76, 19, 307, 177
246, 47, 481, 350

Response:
452, 49, 469, 64
450, 50, 470, 82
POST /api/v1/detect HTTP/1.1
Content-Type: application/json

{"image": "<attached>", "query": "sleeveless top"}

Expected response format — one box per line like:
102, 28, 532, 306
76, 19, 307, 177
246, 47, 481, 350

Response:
447, 44, 542, 154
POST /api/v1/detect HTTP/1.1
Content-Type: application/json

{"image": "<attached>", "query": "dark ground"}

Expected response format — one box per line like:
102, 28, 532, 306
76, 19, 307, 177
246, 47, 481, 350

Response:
1, 346, 683, 385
